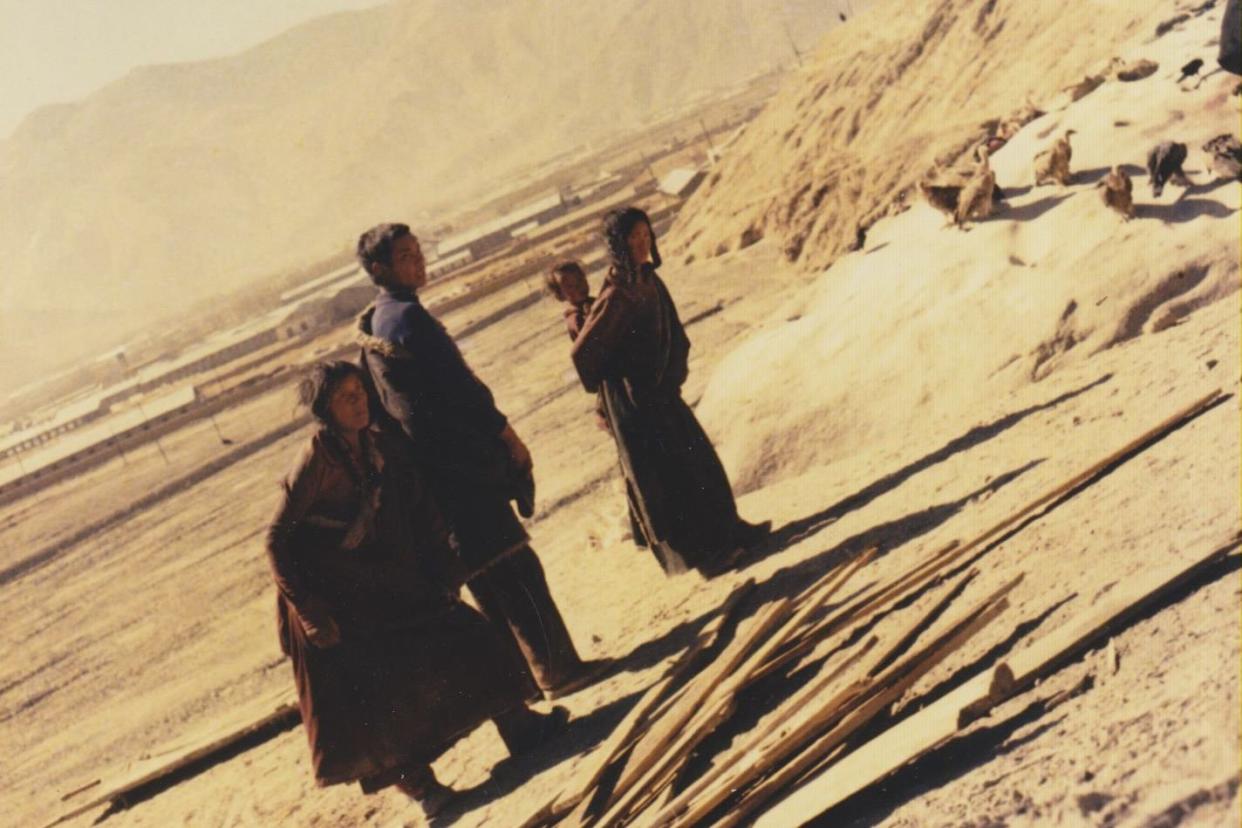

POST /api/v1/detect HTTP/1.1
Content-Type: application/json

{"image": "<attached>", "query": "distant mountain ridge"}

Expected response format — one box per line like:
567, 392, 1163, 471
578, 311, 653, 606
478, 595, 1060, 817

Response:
0, 0, 841, 388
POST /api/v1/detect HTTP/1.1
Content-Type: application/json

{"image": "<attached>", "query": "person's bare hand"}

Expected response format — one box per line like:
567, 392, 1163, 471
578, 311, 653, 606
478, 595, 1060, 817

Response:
305, 615, 341, 648
501, 424, 532, 471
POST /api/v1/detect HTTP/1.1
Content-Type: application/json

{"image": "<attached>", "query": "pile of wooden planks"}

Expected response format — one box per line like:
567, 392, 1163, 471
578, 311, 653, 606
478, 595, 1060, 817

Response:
522, 388, 1231, 828
523, 539, 1019, 828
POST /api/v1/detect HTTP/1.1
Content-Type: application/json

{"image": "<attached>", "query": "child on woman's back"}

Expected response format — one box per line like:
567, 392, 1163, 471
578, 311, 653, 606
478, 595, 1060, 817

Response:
545, 261, 593, 341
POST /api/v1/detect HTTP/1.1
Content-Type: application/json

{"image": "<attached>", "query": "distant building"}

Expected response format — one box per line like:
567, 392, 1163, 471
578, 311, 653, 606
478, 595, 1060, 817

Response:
280, 263, 363, 305
658, 167, 708, 199
436, 191, 572, 262
281, 285, 374, 334
0, 385, 202, 491
428, 249, 474, 280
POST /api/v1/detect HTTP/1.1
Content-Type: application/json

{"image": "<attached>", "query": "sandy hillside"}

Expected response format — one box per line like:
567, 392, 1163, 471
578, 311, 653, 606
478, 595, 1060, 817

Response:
695, 6, 1240, 494
670, 0, 1201, 272
3, 1, 1239, 828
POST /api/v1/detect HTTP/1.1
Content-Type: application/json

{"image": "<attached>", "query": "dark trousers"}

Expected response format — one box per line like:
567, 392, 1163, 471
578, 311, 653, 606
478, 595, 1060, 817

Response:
467, 546, 582, 692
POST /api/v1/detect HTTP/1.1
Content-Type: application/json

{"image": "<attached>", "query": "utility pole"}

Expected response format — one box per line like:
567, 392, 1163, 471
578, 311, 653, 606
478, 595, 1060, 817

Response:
698, 118, 718, 156
638, 150, 660, 188
782, 20, 803, 68
117, 350, 170, 466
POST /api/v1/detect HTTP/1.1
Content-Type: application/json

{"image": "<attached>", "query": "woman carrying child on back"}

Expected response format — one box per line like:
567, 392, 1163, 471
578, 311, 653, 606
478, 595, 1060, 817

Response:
548, 260, 647, 544
569, 208, 769, 577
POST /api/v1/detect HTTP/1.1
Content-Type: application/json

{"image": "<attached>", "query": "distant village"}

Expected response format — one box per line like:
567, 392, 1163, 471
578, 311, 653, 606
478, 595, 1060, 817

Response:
0, 98, 761, 507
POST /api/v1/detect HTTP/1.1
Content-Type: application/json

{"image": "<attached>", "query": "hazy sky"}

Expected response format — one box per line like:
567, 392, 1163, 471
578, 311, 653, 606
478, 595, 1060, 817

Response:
0, 0, 386, 138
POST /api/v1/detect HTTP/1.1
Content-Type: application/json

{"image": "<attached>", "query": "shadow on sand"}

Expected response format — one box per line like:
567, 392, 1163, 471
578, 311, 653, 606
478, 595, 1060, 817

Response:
993, 192, 1073, 223
1137, 193, 1238, 223
438, 688, 642, 824
807, 553, 1242, 827
756, 373, 1111, 557
1073, 163, 1145, 186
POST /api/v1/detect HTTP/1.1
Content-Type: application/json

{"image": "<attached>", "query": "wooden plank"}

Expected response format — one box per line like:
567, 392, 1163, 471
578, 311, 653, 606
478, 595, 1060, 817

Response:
740, 549, 875, 683
640, 639, 879, 828
520, 579, 756, 828
596, 552, 877, 826
598, 693, 741, 826
645, 567, 987, 826
1000, 538, 1238, 700
46, 685, 298, 827
587, 598, 794, 826
730, 589, 1013, 828
751, 537, 1240, 828
865, 568, 982, 678
762, 388, 1225, 680
686, 573, 1016, 828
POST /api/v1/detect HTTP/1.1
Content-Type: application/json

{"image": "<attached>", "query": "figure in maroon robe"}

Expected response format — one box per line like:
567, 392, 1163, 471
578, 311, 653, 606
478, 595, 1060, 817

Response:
547, 260, 648, 546
267, 361, 565, 816
572, 208, 769, 576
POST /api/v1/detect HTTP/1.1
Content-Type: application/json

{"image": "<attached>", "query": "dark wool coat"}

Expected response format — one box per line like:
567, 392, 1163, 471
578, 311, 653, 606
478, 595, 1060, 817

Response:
356, 289, 529, 574
266, 426, 530, 787
572, 266, 741, 574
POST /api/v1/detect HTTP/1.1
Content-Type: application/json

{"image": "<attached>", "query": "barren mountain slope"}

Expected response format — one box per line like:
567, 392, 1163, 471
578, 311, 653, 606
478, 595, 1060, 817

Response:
669, 0, 1196, 271
0, 0, 840, 385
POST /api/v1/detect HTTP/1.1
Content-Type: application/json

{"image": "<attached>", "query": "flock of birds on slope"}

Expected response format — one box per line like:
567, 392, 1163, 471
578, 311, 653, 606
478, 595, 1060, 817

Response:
918, 55, 1242, 228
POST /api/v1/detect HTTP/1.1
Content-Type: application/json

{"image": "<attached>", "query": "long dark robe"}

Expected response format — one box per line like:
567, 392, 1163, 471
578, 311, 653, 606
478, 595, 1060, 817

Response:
565, 298, 649, 549
266, 426, 529, 788
572, 266, 740, 574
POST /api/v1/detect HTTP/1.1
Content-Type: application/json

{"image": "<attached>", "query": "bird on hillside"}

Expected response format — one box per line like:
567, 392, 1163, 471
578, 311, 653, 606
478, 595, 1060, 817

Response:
1146, 141, 1190, 196
956, 145, 998, 226
1178, 57, 1205, 82
1202, 133, 1242, 180
1034, 130, 1076, 186
1064, 75, 1106, 102
919, 181, 962, 226
1097, 166, 1135, 220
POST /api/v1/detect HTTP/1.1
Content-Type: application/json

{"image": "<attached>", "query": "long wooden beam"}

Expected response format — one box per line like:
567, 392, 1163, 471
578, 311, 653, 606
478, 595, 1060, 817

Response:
723, 587, 1015, 828
588, 599, 793, 827
651, 565, 984, 825
760, 388, 1225, 681
45, 686, 297, 828
520, 579, 756, 828
751, 536, 1240, 828
595, 550, 876, 826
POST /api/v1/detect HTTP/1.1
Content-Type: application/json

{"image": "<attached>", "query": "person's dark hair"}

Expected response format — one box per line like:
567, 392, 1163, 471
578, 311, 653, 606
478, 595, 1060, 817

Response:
544, 260, 587, 300
299, 360, 365, 428
603, 207, 662, 280
356, 223, 412, 287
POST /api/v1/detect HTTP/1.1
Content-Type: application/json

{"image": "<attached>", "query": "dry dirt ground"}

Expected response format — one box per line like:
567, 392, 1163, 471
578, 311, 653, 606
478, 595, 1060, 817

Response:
4, 8, 1240, 828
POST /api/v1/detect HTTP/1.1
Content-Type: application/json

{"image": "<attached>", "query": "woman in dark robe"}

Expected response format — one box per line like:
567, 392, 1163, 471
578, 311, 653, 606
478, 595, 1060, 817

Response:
547, 260, 649, 548
266, 361, 567, 817
571, 207, 769, 576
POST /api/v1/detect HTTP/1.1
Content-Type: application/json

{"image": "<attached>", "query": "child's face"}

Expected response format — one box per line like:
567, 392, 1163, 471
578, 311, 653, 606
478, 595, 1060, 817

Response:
560, 271, 589, 304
